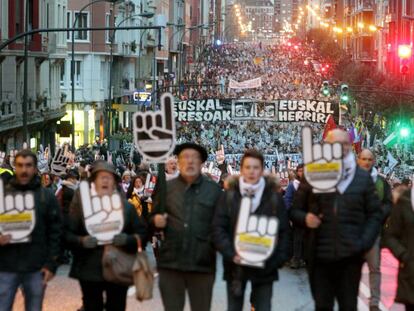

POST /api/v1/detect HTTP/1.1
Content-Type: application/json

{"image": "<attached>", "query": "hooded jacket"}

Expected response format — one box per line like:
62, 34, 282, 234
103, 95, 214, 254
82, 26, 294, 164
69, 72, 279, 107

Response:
0, 176, 62, 273
212, 176, 291, 284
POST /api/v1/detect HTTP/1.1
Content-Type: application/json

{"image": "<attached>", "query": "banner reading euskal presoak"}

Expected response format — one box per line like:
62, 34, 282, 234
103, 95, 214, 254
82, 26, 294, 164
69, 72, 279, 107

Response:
173, 99, 339, 123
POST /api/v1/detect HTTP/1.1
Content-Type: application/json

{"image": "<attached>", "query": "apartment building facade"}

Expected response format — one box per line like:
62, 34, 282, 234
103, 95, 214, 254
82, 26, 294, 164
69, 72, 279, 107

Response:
0, 0, 67, 150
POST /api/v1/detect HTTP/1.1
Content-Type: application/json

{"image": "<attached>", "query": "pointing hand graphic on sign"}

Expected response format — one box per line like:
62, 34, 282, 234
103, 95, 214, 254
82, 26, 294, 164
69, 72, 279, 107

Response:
79, 181, 124, 244
133, 93, 176, 163
234, 196, 279, 267
302, 126, 343, 192
0, 179, 36, 243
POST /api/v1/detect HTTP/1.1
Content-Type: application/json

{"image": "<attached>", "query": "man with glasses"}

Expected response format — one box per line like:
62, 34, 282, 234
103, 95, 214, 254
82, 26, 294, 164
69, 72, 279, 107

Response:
151, 143, 222, 311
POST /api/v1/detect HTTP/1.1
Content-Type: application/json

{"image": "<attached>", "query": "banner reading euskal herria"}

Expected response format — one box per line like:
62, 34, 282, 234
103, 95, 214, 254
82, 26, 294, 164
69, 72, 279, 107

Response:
173, 98, 338, 123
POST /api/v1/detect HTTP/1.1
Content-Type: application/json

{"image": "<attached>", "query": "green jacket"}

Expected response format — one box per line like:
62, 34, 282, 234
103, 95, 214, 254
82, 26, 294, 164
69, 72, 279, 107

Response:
0, 176, 62, 274
151, 174, 222, 273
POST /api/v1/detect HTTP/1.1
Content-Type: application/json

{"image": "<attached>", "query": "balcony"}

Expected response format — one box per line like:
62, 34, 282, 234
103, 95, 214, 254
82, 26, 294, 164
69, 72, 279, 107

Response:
0, 105, 66, 133
353, 0, 374, 14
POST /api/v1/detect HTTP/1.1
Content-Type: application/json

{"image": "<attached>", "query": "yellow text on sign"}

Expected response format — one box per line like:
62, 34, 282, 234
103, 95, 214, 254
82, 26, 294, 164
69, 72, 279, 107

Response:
306, 162, 340, 173
238, 233, 272, 247
0, 213, 33, 223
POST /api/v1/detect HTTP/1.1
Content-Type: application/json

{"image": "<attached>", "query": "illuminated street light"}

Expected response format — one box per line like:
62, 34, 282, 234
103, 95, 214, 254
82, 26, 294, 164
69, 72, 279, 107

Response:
346, 27, 353, 33
368, 25, 377, 32
357, 22, 364, 29
398, 45, 412, 59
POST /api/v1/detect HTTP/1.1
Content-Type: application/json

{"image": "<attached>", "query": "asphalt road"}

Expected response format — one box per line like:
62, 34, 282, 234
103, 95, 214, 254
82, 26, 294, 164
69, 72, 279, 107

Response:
12, 249, 405, 311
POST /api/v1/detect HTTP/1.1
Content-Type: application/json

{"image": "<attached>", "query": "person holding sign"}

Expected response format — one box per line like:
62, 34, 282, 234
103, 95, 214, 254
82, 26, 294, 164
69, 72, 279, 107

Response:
151, 143, 222, 311
212, 149, 290, 311
0, 149, 62, 311
291, 128, 383, 311
64, 160, 147, 311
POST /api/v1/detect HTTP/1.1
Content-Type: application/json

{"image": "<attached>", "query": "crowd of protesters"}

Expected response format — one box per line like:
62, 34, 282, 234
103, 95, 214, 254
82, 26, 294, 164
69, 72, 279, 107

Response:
0, 40, 413, 311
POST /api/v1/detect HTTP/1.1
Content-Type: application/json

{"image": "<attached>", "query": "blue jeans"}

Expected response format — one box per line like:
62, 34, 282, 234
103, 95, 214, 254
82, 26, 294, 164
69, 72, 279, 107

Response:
0, 271, 45, 311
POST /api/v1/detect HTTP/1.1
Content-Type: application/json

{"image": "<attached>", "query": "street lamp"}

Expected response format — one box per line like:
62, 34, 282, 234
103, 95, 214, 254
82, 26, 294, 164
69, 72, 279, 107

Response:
71, 0, 119, 148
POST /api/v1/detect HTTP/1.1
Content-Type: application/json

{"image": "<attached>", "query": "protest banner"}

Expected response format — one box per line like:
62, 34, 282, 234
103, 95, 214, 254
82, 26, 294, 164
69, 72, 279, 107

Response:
174, 99, 338, 124
276, 100, 337, 123
173, 99, 231, 122
229, 77, 262, 89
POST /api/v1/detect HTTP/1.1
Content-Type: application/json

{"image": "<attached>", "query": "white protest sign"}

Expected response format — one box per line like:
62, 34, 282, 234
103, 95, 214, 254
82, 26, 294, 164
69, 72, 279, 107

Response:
234, 196, 279, 267
0, 179, 36, 243
79, 181, 124, 244
37, 145, 50, 174
133, 93, 176, 163
302, 126, 343, 193
50, 145, 71, 176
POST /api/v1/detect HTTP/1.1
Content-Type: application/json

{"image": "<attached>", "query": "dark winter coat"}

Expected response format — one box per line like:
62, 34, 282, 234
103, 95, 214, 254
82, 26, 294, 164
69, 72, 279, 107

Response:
290, 167, 383, 265
0, 176, 62, 273
151, 174, 222, 274
212, 176, 291, 284
64, 189, 147, 282
383, 189, 414, 304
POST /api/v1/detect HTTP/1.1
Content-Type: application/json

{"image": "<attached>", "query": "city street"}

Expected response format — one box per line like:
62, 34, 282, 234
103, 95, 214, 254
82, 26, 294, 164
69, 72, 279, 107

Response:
12, 249, 406, 311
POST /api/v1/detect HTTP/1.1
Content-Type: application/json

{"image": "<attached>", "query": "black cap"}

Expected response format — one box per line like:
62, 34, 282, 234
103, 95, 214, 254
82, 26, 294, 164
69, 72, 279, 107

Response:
173, 143, 208, 163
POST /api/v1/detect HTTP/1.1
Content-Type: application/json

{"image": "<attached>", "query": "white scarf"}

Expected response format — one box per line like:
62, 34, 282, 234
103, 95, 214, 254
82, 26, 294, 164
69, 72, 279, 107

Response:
134, 186, 145, 198
166, 171, 179, 181
337, 152, 357, 194
239, 176, 266, 213
370, 167, 378, 183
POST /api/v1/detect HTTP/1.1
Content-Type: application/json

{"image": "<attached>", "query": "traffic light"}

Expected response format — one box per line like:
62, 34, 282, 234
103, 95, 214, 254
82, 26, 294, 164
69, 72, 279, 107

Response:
340, 84, 349, 103
321, 81, 330, 96
399, 126, 410, 138
398, 45, 412, 75
398, 45, 412, 59
400, 63, 409, 74
396, 120, 412, 140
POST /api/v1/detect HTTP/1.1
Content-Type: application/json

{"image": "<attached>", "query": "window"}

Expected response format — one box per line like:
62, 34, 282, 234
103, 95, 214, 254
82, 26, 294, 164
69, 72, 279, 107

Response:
15, 0, 23, 35
60, 61, 65, 87
105, 13, 111, 43
74, 12, 88, 40
67, 11, 71, 40
70, 60, 82, 87
100, 62, 108, 89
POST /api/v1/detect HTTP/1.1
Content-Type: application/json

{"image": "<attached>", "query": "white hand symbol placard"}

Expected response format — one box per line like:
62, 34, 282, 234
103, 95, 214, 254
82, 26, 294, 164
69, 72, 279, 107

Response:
50, 146, 71, 176
79, 181, 124, 244
37, 145, 50, 174
234, 196, 279, 268
0, 179, 36, 243
302, 126, 343, 192
133, 93, 176, 163
215, 145, 225, 165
